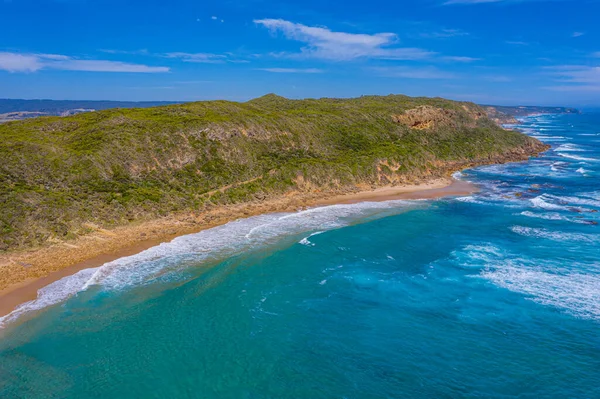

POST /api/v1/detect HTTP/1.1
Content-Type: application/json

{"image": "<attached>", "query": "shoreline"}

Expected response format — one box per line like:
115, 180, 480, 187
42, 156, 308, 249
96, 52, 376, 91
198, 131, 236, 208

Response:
0, 178, 476, 319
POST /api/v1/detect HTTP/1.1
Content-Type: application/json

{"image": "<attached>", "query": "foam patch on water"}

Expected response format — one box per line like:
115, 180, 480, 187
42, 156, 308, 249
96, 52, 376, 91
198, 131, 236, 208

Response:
455, 245, 600, 320
452, 171, 463, 180
544, 194, 600, 208
299, 231, 324, 247
0, 200, 421, 327
557, 153, 599, 162
455, 196, 486, 205
532, 135, 570, 141
482, 267, 600, 320
0, 268, 98, 328
555, 144, 589, 152
510, 226, 598, 243
530, 195, 569, 211
519, 211, 590, 224
577, 168, 591, 175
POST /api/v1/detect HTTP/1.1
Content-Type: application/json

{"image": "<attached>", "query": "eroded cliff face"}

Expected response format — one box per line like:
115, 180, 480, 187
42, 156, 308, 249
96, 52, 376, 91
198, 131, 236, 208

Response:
392, 105, 487, 130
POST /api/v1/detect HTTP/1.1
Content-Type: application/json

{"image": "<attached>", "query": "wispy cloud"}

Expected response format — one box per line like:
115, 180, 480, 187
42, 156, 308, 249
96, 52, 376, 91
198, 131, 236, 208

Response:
0, 52, 169, 73
254, 18, 435, 61
420, 29, 469, 39
373, 66, 458, 79
257, 68, 324, 73
544, 65, 600, 93
162, 52, 227, 63
99, 49, 150, 56
506, 41, 529, 46
547, 65, 600, 83
441, 56, 481, 62
572, 32, 585, 38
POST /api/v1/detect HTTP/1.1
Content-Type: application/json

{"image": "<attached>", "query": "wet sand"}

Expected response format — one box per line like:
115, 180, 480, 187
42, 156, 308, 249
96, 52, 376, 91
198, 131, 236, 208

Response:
0, 178, 476, 319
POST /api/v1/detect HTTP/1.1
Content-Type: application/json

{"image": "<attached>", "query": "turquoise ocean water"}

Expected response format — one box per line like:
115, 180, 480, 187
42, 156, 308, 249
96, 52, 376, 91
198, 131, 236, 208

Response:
1, 113, 599, 398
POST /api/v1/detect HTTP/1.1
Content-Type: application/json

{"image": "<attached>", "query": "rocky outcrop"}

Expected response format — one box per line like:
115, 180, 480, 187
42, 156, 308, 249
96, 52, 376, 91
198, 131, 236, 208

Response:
392, 104, 488, 130
392, 106, 460, 130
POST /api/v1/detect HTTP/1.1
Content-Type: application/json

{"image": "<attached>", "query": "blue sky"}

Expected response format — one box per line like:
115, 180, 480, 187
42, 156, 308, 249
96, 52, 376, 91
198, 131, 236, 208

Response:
1, 0, 599, 106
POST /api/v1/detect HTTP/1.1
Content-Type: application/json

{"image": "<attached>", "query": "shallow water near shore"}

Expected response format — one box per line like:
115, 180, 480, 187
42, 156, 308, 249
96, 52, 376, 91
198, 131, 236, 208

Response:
1, 113, 600, 398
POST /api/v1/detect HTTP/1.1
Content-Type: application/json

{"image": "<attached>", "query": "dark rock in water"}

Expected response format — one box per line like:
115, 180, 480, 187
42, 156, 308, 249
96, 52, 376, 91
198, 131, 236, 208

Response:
582, 220, 598, 225
569, 208, 583, 213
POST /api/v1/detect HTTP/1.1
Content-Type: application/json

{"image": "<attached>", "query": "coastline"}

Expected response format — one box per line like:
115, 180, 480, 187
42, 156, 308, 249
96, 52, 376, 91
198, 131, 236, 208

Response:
0, 178, 476, 319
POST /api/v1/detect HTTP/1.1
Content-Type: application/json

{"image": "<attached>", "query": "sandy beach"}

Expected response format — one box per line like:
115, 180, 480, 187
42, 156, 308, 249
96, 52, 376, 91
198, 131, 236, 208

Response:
0, 178, 476, 319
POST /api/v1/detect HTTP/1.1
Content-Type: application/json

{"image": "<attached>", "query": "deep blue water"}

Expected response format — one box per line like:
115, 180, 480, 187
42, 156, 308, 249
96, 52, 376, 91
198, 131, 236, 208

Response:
1, 113, 599, 398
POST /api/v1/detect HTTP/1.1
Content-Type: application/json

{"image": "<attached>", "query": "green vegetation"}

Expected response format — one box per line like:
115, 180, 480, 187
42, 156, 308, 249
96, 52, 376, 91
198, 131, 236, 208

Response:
0, 94, 546, 250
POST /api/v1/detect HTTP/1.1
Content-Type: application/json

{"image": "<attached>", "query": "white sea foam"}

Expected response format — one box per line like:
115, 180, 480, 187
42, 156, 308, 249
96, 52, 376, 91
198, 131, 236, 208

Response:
0, 200, 421, 327
519, 211, 589, 224
544, 194, 600, 208
555, 144, 588, 152
532, 135, 569, 141
550, 161, 569, 172
510, 226, 598, 243
452, 171, 463, 180
299, 231, 324, 247
456, 196, 484, 204
557, 153, 599, 162
577, 168, 590, 175
456, 245, 600, 320
0, 268, 98, 328
482, 266, 600, 320
530, 195, 569, 211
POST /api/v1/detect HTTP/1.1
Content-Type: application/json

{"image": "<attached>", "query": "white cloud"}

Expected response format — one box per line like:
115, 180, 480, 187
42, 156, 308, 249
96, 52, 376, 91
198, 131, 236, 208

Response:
441, 56, 481, 62
373, 66, 458, 79
572, 32, 585, 38
51, 60, 169, 73
0, 52, 43, 72
163, 52, 226, 63
99, 49, 150, 55
254, 18, 435, 61
420, 29, 469, 38
0, 52, 169, 73
547, 65, 600, 84
544, 65, 600, 93
211, 16, 217, 20
256, 68, 324, 73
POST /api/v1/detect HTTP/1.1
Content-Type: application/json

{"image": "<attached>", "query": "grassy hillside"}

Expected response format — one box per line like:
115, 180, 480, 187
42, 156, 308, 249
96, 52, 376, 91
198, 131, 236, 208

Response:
0, 94, 547, 251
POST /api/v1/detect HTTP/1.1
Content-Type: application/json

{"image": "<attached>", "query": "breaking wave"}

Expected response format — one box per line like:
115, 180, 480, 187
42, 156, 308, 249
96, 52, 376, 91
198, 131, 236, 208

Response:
0, 200, 420, 327
455, 245, 600, 320
510, 226, 598, 243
